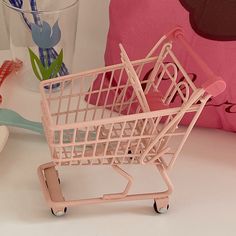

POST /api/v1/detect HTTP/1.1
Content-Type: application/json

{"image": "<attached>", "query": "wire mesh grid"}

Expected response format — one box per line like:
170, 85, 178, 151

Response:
40, 42, 208, 168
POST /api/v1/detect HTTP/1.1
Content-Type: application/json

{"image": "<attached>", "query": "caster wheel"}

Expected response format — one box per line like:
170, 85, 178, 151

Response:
51, 207, 67, 217
153, 201, 169, 214
128, 149, 134, 160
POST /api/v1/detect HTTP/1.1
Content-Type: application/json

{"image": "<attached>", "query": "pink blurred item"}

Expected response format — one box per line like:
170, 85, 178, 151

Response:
145, 90, 169, 111
102, 0, 235, 131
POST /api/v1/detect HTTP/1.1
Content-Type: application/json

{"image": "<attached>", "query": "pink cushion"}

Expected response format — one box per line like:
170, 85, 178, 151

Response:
102, 0, 235, 132
145, 90, 168, 111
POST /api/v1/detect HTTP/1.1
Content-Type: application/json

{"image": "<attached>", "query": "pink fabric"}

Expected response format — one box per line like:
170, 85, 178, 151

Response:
89, 0, 236, 131
145, 90, 169, 111
105, 0, 236, 132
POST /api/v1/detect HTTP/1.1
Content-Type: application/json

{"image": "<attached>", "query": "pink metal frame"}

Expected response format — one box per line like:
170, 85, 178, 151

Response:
38, 28, 226, 216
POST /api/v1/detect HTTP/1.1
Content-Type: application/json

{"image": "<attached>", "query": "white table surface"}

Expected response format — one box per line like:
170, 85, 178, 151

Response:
0, 50, 236, 236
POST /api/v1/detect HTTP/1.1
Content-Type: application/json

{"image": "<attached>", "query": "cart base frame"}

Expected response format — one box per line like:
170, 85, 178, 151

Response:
38, 162, 173, 216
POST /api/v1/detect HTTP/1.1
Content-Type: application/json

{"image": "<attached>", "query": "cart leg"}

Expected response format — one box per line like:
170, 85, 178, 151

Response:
153, 164, 173, 214
38, 162, 67, 216
103, 165, 133, 200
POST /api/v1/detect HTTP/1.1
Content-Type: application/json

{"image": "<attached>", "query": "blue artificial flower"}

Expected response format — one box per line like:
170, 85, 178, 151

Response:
31, 21, 61, 49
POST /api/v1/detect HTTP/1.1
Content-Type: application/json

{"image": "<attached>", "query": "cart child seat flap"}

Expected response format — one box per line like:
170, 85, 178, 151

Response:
86, 44, 169, 114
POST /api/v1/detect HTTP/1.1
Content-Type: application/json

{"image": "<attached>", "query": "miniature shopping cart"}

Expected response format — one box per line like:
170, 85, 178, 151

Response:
38, 27, 226, 216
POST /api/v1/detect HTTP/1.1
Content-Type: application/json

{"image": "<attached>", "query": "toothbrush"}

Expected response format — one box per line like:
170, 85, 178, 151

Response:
0, 108, 43, 134
0, 59, 23, 153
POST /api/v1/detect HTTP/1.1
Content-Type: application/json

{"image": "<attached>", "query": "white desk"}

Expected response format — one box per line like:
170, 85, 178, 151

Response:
0, 51, 236, 236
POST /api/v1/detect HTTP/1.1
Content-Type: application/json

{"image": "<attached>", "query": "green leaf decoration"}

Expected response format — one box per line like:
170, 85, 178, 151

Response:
28, 48, 45, 81
43, 49, 63, 80
28, 48, 63, 81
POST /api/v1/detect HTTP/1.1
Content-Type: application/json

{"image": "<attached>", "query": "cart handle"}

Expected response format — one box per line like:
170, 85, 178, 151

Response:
167, 27, 226, 97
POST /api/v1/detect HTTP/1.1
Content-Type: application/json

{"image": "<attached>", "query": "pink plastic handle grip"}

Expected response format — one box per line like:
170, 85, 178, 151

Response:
0, 59, 23, 104
166, 27, 226, 97
0, 59, 22, 86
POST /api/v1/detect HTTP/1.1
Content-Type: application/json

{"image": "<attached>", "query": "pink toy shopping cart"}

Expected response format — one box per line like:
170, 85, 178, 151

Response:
38, 27, 226, 216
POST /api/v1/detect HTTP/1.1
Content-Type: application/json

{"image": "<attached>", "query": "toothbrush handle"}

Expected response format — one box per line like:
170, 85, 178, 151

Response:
18, 119, 44, 135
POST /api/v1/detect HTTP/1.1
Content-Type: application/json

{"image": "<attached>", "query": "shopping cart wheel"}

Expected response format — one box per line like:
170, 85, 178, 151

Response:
153, 201, 169, 214
51, 207, 67, 217
128, 149, 133, 160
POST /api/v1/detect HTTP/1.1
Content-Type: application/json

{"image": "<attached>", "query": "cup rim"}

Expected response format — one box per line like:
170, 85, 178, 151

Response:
2, 0, 79, 14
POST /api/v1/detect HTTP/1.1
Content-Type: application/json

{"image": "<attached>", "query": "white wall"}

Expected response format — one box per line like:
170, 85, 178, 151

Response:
0, 0, 110, 70
0, 3, 9, 49
75, 0, 110, 70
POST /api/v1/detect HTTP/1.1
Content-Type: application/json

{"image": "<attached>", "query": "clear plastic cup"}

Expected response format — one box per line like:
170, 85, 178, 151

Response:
2, 0, 79, 92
